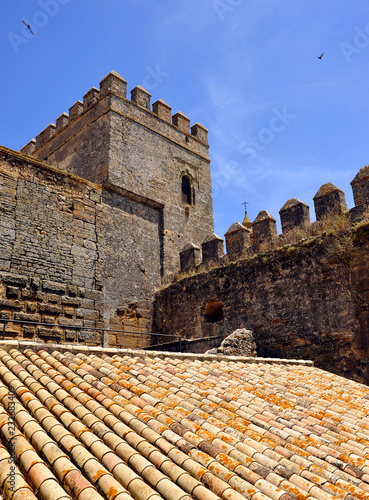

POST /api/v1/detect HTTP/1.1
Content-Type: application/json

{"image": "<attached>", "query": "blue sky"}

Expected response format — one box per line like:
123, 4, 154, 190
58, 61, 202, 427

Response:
1, 0, 368, 237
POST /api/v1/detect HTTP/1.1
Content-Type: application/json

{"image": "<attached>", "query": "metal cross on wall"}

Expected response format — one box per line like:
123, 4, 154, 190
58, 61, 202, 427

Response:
242, 200, 249, 214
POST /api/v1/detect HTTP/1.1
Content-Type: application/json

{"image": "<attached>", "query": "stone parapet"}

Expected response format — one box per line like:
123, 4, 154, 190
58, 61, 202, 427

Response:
68, 100, 84, 121
313, 183, 347, 220
253, 210, 278, 246
172, 111, 191, 134
191, 123, 208, 144
224, 222, 251, 259
152, 99, 171, 122
21, 71, 209, 157
351, 164, 369, 208
99, 70, 127, 98
201, 233, 224, 264
279, 198, 310, 234
83, 87, 100, 109
179, 242, 201, 271
131, 85, 151, 110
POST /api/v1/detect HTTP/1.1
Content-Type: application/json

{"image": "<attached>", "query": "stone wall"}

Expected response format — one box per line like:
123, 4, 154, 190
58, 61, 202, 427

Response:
154, 226, 369, 384
0, 147, 103, 343
0, 147, 162, 346
99, 188, 162, 343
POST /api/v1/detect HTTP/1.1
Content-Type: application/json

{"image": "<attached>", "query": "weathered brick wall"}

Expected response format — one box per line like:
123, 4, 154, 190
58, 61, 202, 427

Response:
0, 148, 163, 346
99, 189, 162, 345
0, 149, 103, 343
154, 229, 369, 384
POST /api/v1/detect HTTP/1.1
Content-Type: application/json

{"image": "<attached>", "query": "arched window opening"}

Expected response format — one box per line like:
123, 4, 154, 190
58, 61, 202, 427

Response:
203, 300, 224, 323
181, 176, 190, 204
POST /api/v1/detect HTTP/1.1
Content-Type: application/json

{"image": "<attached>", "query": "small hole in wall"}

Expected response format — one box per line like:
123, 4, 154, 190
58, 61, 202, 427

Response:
202, 300, 224, 323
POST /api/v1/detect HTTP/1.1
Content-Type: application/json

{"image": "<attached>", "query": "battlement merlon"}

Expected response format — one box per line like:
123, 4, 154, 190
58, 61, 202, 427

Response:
20, 70, 210, 159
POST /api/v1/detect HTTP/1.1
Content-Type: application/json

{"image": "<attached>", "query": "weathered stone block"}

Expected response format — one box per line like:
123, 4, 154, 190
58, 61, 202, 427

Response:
201, 233, 224, 264
225, 222, 251, 259
38, 326, 62, 338
131, 85, 151, 110
180, 242, 201, 271
152, 99, 171, 122
61, 297, 82, 306
42, 281, 67, 295
99, 71, 127, 98
1, 273, 27, 287
108, 333, 117, 346
39, 304, 62, 314
76, 308, 96, 320
72, 200, 96, 223
65, 330, 77, 341
58, 317, 83, 326
42, 315, 57, 324
23, 326, 36, 337
351, 165, 369, 208
47, 294, 61, 304
63, 307, 75, 317
191, 123, 208, 144
279, 198, 310, 234
82, 298, 94, 309
313, 183, 347, 220
14, 312, 41, 322
6, 287, 20, 299
0, 299, 23, 309
252, 210, 278, 246
172, 111, 190, 134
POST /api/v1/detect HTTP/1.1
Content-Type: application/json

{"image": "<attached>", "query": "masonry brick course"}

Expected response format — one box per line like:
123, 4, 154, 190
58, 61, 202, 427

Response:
0, 150, 104, 343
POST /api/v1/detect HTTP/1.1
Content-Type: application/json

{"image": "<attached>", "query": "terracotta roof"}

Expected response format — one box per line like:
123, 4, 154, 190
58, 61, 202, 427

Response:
0, 343, 368, 500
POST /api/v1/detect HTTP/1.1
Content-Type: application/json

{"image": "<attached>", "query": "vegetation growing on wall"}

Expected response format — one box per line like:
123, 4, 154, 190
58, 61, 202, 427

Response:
172, 211, 368, 283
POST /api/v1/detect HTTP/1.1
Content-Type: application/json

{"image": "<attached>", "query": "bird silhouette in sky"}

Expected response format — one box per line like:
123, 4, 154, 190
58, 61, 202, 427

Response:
137, 264, 147, 277
317, 52, 324, 59
22, 20, 34, 35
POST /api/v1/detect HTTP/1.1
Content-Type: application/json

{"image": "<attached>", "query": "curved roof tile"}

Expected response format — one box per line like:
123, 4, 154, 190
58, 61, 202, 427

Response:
0, 345, 368, 499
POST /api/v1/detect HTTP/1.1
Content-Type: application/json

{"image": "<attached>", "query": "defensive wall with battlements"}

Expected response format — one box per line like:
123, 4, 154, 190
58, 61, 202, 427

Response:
177, 166, 369, 271
154, 166, 369, 384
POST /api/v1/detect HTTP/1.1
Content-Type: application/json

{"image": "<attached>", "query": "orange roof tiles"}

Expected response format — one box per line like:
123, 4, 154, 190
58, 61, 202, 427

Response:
0, 343, 368, 499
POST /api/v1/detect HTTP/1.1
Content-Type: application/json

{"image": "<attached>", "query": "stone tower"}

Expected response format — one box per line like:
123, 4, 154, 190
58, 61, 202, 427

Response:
20, 71, 214, 335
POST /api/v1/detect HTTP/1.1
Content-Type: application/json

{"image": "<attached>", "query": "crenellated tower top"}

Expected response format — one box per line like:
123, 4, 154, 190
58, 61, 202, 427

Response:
21, 71, 209, 159
19, 70, 214, 279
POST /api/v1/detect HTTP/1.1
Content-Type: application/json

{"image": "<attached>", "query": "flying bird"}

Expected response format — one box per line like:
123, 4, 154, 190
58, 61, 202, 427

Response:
22, 20, 34, 35
317, 52, 324, 59
137, 264, 147, 277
